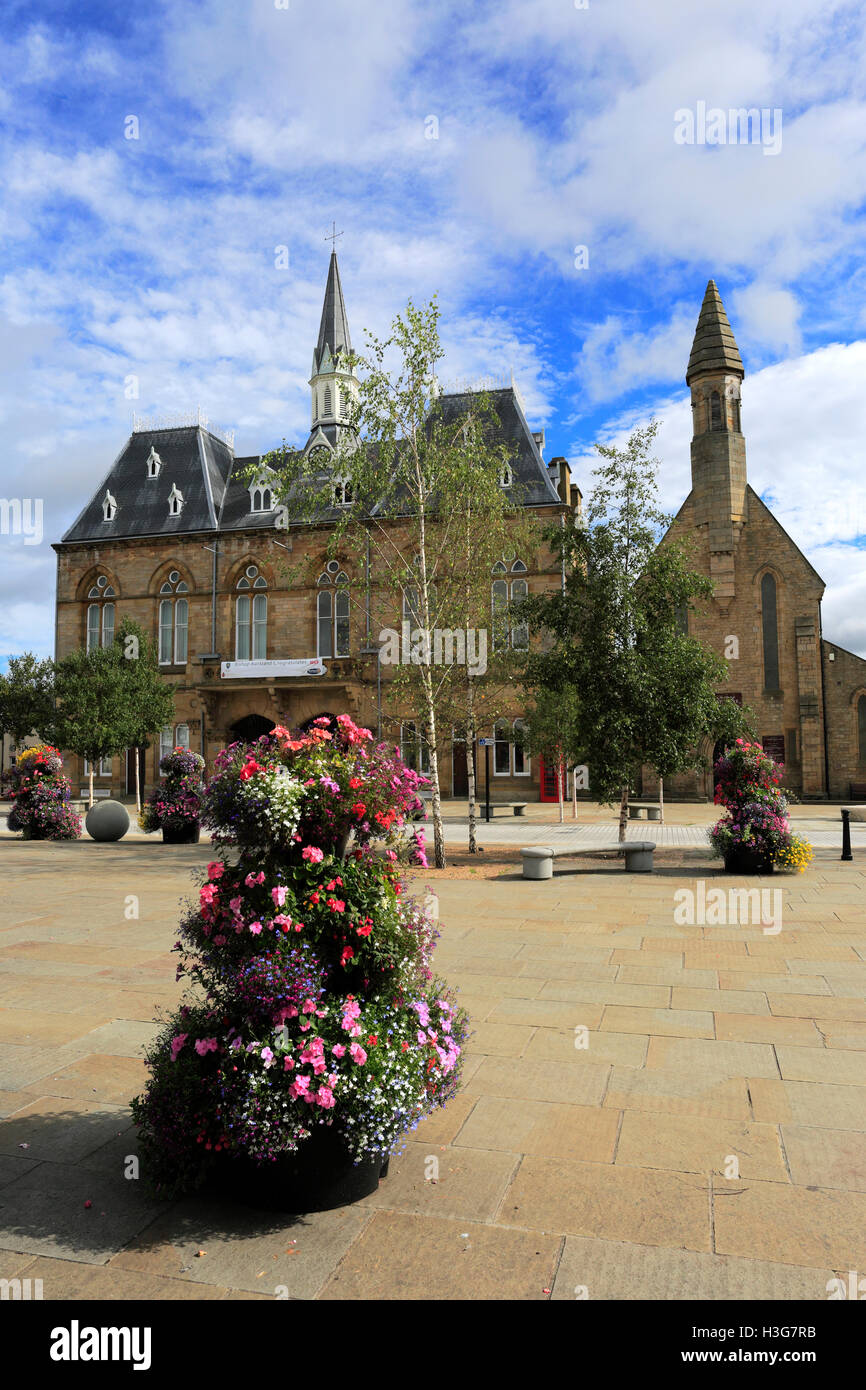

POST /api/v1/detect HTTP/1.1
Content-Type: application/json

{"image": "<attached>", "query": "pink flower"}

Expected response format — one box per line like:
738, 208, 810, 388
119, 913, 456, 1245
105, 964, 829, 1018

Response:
248, 921, 263, 935
316, 1086, 335, 1109
283, 1056, 295, 1071
245, 871, 265, 886
349, 1043, 367, 1066
273, 913, 293, 932
229, 896, 243, 915
289, 1076, 311, 1099
207, 861, 225, 880
195, 1037, 218, 1056
170, 1033, 188, 1061
271, 885, 288, 907
302, 846, 324, 863
332, 1044, 347, 1058
261, 1047, 275, 1067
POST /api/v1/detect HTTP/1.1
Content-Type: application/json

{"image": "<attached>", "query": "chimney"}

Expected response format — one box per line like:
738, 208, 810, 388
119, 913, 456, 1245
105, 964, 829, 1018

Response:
547, 455, 572, 508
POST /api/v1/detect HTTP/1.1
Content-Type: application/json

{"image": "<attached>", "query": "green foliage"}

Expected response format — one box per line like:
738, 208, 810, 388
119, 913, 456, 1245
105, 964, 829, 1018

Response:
115, 617, 175, 749
52, 642, 133, 765
0, 653, 55, 746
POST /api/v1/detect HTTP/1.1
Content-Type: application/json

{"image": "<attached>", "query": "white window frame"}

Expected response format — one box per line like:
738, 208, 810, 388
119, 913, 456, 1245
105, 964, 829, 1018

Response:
84, 754, 113, 777
513, 718, 529, 777
317, 569, 349, 657
493, 721, 510, 776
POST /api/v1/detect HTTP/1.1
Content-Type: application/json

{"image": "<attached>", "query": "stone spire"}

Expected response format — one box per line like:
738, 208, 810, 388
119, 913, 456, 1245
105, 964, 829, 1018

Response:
686, 280, 744, 385
314, 251, 352, 373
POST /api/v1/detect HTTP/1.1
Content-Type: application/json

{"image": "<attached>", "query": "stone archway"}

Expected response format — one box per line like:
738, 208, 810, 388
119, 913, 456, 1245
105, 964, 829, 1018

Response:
298, 711, 337, 734
230, 714, 275, 745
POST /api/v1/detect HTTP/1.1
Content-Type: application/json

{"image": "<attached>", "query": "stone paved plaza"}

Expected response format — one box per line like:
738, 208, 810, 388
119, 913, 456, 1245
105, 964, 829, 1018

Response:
1, 835, 865, 1300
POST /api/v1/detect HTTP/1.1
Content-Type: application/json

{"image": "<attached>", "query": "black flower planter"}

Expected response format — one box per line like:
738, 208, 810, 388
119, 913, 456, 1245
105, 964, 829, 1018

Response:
723, 846, 774, 874
205, 1123, 389, 1212
162, 821, 201, 845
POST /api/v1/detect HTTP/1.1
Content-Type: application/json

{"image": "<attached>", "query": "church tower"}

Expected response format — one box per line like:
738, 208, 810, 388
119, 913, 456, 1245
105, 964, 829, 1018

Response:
306, 250, 359, 455
686, 280, 746, 603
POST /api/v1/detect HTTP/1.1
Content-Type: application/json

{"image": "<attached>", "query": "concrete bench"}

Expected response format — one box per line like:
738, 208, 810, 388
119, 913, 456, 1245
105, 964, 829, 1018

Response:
628, 802, 661, 821
521, 842, 656, 878
484, 802, 528, 816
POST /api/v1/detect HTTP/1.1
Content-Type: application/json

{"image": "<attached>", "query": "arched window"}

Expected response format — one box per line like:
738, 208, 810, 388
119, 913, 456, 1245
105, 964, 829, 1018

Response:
491, 560, 528, 650
158, 570, 190, 664
168, 484, 184, 516
400, 720, 430, 774
761, 572, 780, 691
316, 561, 349, 658
332, 477, 353, 507
236, 565, 267, 660
858, 695, 866, 765
250, 479, 275, 512
710, 391, 723, 431
513, 718, 529, 776
86, 575, 116, 651
102, 491, 118, 522
510, 560, 528, 650
146, 447, 162, 479
500, 462, 513, 488
493, 720, 510, 775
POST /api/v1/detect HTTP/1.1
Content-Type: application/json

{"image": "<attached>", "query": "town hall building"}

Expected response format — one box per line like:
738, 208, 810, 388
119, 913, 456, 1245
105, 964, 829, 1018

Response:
53, 257, 866, 802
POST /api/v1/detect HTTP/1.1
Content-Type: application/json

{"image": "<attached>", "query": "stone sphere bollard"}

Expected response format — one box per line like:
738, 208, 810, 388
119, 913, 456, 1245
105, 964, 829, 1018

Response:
85, 799, 130, 842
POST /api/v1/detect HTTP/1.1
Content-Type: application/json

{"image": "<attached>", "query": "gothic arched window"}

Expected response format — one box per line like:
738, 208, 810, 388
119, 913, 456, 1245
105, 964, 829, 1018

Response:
235, 565, 267, 660
86, 575, 116, 651
158, 570, 189, 665
710, 391, 723, 431
761, 572, 780, 691
316, 561, 350, 658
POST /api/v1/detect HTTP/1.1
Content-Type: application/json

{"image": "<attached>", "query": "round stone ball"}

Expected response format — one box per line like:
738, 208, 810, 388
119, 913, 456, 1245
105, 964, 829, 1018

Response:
85, 798, 130, 842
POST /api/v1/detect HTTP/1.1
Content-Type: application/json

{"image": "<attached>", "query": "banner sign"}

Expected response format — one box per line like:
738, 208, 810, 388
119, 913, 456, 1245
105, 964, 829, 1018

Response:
220, 658, 327, 679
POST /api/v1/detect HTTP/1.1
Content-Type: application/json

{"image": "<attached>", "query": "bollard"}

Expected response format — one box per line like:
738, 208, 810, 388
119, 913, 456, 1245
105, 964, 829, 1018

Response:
841, 808, 853, 862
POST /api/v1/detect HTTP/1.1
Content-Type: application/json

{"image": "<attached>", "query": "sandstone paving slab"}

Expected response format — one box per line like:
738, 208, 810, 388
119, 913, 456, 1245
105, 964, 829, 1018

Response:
617, 965, 718, 989
0, 1249, 37, 1280
0, 1162, 166, 1265
499, 1155, 710, 1251
713, 1012, 823, 1047
602, 1006, 715, 1040
447, 994, 496, 1022
0, 1088, 35, 1117
320, 1211, 560, 1300
0, 1096, 132, 1165
645, 936, 745, 957
749, 1077, 866, 1130
19, 1255, 231, 1300
0, 1008, 113, 1047
109, 1197, 372, 1299
516, 944, 620, 965
713, 1178, 866, 1270
411, 1093, 478, 1148
537, 980, 671, 1008
774, 1046, 866, 1087
0, 1041, 97, 1091
524, 1028, 648, 1068
615, 1110, 787, 1182
781, 1125, 866, 1192
612, 950, 684, 969
18, 1054, 147, 1106
462, 1056, 610, 1107
454, 1095, 620, 1163
717, 971, 830, 995
672, 987, 770, 1015
463, 1022, 536, 1058
645, 1036, 779, 1077
357, 1140, 518, 1223
486, 997, 604, 1030
816, 1021, 866, 1050
517, 960, 620, 983
683, 951, 776, 973
769, 994, 866, 1021
0, 1154, 41, 1189
550, 1234, 835, 1301
63, 1020, 160, 1058
604, 1068, 752, 1121
446, 973, 546, 1000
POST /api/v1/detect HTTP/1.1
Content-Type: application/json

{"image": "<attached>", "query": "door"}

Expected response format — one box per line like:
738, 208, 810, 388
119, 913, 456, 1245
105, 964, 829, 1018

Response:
452, 736, 468, 797
539, 755, 567, 803
125, 747, 146, 797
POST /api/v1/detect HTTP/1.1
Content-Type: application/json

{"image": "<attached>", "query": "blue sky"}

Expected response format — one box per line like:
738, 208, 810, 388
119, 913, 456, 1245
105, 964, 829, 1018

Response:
2, 0, 866, 662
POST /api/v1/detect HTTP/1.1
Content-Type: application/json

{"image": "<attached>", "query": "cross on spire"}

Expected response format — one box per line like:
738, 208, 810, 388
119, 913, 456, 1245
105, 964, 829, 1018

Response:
325, 221, 344, 252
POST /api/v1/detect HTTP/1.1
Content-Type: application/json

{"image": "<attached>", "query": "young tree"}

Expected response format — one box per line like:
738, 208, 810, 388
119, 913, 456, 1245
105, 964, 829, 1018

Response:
522, 421, 743, 841
257, 298, 538, 868
0, 654, 56, 769
115, 618, 176, 812
520, 686, 583, 824
52, 643, 133, 808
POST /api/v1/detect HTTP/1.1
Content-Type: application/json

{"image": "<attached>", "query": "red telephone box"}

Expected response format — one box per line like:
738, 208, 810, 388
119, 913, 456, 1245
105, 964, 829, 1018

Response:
539, 756, 567, 803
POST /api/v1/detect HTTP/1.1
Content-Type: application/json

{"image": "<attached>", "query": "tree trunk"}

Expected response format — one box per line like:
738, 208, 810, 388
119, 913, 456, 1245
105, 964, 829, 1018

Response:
558, 756, 564, 824
466, 687, 477, 855
572, 768, 578, 820
89, 766, 94, 810
135, 747, 141, 814
419, 664, 446, 869
658, 775, 664, 825
618, 784, 629, 842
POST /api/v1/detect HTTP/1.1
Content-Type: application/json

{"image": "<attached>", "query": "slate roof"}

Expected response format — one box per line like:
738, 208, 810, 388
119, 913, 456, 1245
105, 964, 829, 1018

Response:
433, 388, 561, 508
686, 280, 744, 384
314, 251, 352, 372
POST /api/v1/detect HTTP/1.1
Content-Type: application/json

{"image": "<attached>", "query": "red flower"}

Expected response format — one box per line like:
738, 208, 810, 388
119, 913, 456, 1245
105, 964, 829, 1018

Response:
351, 802, 367, 818
368, 1034, 378, 1046
349, 777, 362, 789
340, 946, 355, 966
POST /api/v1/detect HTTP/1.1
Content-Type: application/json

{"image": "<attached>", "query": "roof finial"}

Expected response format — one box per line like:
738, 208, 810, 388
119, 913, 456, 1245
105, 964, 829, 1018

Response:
325, 221, 344, 252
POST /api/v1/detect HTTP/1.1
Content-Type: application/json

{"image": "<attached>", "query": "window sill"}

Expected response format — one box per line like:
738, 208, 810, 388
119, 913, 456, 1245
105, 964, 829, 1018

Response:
159, 664, 188, 675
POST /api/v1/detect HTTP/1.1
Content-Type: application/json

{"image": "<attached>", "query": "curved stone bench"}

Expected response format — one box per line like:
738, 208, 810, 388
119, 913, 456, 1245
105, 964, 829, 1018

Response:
521, 842, 656, 877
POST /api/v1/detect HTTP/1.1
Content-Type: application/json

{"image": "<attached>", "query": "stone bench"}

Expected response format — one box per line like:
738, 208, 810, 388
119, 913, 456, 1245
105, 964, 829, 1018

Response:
484, 802, 528, 816
521, 842, 656, 879
628, 802, 661, 821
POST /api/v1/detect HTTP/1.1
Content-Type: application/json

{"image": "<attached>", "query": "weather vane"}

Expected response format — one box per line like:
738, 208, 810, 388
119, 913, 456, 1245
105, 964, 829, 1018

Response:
325, 221, 344, 251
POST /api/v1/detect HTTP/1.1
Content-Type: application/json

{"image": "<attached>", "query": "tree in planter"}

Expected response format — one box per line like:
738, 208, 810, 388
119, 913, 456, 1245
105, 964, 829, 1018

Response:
0, 654, 56, 777
115, 618, 176, 812
256, 298, 537, 868
520, 686, 583, 825
522, 421, 749, 841
52, 643, 132, 808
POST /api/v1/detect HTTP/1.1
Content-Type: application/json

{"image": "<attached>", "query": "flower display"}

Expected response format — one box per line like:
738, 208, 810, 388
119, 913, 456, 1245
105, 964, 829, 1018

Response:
6, 745, 81, 840
708, 739, 811, 871
132, 714, 466, 1200
140, 748, 206, 833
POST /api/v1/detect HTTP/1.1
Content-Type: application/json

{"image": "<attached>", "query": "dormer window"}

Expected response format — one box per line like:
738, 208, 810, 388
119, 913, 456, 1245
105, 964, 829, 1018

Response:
146, 447, 162, 479
102, 491, 118, 522
500, 462, 513, 488
249, 479, 275, 512
168, 484, 184, 517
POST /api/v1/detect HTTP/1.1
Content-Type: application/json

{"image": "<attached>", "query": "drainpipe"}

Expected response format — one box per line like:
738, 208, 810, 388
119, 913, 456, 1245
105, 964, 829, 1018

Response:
819, 611, 831, 799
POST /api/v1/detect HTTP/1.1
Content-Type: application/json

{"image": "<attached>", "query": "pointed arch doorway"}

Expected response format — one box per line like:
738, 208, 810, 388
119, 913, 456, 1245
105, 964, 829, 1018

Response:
229, 714, 275, 745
